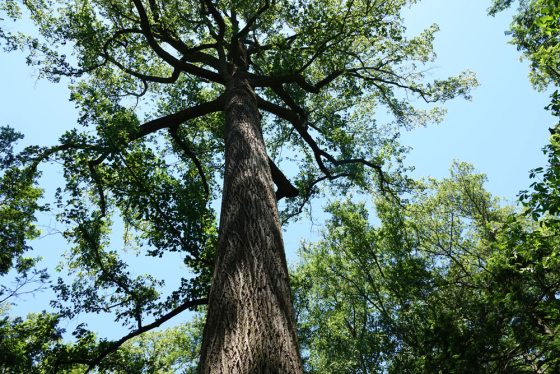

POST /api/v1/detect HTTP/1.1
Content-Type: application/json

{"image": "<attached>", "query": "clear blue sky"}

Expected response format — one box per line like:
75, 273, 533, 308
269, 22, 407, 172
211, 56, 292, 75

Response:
1, 1, 555, 339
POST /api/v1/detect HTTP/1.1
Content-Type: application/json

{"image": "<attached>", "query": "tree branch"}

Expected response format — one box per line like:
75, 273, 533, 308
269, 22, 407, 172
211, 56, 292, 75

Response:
281, 173, 350, 224
200, 0, 225, 41
255, 95, 331, 176
250, 70, 344, 93
257, 94, 391, 194
151, 28, 221, 70
238, 0, 272, 40
131, 0, 223, 83
168, 126, 210, 200
55, 297, 208, 373
136, 96, 226, 140
268, 157, 299, 200
88, 161, 107, 216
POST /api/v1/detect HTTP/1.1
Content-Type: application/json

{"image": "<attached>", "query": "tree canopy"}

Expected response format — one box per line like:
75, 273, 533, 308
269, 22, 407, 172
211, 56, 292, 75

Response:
7, 0, 560, 371
286, 2, 560, 372
292, 162, 560, 373
0, 0, 477, 371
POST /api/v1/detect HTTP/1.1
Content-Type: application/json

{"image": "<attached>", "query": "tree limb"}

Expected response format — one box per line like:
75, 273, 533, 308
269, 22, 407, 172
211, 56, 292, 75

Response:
55, 297, 208, 373
136, 96, 226, 140
168, 126, 210, 200
257, 94, 391, 193
238, 0, 272, 40
131, 0, 223, 83
200, 0, 225, 41
268, 157, 299, 200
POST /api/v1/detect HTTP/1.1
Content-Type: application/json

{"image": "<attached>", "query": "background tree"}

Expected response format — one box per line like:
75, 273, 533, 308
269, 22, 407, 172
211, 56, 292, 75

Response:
292, 162, 560, 373
0, 304, 205, 373
0, 0, 475, 371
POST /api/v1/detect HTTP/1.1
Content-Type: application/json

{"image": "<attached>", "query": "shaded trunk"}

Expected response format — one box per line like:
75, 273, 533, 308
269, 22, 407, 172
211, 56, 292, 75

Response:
198, 71, 303, 373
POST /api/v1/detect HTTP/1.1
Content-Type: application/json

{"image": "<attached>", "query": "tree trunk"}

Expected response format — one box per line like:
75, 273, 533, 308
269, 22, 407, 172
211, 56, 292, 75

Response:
198, 71, 303, 373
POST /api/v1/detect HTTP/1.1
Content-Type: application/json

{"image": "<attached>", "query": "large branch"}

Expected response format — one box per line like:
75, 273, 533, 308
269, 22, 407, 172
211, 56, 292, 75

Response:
151, 28, 221, 70
238, 0, 272, 40
200, 0, 225, 41
87, 96, 224, 171
131, 0, 223, 83
103, 30, 184, 84
146, 0, 220, 66
55, 297, 208, 373
136, 96, 225, 140
255, 96, 331, 176
257, 94, 390, 193
168, 126, 210, 200
268, 157, 299, 200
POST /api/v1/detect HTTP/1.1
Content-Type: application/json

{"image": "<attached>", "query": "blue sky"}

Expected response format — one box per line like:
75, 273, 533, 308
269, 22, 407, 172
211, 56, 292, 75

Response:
1, 1, 555, 339
401, 0, 552, 199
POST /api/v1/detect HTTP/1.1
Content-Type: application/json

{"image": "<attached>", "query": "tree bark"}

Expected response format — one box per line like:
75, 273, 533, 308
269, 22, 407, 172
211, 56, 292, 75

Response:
198, 71, 303, 373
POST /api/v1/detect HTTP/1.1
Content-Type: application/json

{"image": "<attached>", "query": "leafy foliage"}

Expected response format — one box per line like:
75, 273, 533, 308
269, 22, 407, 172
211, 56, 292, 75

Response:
292, 163, 560, 373
489, 0, 559, 90
0, 127, 50, 304
0, 0, 477, 370
0, 305, 204, 373
490, 0, 560, 261
0, 308, 62, 373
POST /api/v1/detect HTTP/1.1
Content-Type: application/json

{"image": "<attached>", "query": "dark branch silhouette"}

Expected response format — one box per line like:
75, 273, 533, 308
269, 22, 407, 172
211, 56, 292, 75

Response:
55, 297, 208, 373
268, 157, 299, 200
168, 126, 211, 200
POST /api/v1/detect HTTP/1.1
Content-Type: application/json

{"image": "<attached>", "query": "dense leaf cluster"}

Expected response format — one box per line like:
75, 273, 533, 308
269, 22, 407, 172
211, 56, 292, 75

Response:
293, 163, 560, 373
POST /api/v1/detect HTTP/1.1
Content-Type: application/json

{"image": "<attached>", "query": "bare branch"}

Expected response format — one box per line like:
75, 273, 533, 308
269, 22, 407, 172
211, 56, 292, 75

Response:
268, 157, 299, 200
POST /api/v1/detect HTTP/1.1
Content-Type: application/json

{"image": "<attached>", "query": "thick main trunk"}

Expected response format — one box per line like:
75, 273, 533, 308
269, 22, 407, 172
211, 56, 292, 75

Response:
198, 74, 303, 373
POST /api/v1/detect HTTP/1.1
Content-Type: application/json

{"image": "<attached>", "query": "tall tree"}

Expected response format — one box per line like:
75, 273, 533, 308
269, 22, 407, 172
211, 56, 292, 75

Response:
0, 0, 475, 371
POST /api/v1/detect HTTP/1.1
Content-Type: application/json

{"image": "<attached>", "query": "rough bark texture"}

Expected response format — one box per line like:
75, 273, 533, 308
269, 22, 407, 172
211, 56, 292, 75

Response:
198, 72, 303, 373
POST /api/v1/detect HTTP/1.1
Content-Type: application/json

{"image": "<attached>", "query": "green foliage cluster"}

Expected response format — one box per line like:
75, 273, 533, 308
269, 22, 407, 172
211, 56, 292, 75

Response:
0, 309, 61, 373
489, 0, 560, 196
0, 305, 204, 373
490, 0, 559, 91
0, 127, 49, 305
292, 162, 560, 373
11, 0, 560, 371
